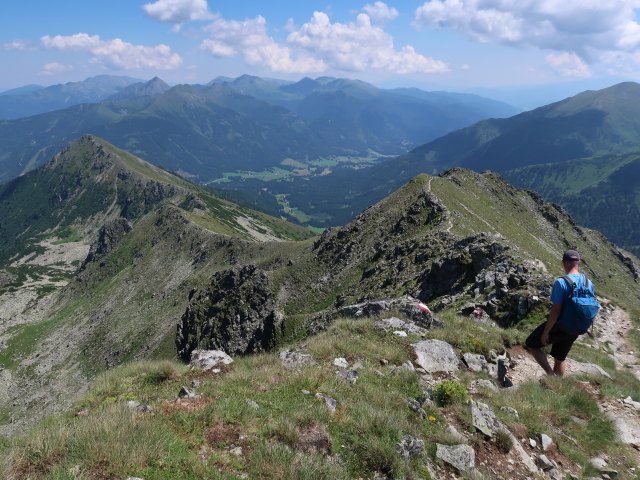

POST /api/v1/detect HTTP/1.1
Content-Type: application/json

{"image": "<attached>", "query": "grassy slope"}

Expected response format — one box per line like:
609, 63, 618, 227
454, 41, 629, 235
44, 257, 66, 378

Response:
428, 170, 639, 304
0, 135, 314, 434
1, 314, 638, 479
504, 153, 640, 257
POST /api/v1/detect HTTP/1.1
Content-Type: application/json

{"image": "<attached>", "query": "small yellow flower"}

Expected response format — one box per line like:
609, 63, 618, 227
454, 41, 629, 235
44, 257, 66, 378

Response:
428, 416, 437, 421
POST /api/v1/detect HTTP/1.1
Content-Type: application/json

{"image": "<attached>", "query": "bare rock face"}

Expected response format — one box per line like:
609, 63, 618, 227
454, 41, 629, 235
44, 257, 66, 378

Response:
80, 218, 133, 270
340, 295, 440, 329
176, 265, 284, 359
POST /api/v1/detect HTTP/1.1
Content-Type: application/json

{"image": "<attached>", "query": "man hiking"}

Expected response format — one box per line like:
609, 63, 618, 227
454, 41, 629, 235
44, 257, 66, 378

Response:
525, 249, 599, 376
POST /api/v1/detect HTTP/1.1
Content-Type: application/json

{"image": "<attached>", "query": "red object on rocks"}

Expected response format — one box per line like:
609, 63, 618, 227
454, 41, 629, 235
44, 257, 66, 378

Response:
418, 302, 431, 314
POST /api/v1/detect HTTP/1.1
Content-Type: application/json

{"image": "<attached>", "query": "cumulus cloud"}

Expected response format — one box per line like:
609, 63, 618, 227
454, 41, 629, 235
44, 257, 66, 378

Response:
41, 33, 182, 70
2, 39, 35, 51
200, 10, 446, 75
546, 52, 592, 77
38, 62, 73, 76
42, 33, 101, 51
288, 11, 448, 73
413, 0, 640, 63
143, 0, 214, 23
201, 15, 326, 73
362, 2, 399, 21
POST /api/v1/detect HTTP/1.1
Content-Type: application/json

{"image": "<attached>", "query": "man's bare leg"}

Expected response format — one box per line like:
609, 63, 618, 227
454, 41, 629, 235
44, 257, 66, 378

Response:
527, 347, 554, 375
553, 359, 566, 377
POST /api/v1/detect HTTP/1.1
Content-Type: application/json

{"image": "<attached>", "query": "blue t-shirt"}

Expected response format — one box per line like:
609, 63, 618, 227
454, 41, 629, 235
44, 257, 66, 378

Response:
551, 274, 595, 329
550, 274, 584, 305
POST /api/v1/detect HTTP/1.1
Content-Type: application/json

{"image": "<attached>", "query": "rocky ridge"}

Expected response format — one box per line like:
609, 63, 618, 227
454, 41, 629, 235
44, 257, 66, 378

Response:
176, 170, 639, 361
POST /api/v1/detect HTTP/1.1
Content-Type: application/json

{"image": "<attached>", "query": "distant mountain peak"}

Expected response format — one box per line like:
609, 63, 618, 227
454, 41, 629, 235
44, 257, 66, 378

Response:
107, 77, 170, 101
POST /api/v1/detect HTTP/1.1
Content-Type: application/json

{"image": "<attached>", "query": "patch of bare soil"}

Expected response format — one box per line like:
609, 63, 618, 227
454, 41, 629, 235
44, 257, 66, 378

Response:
161, 396, 212, 414
296, 424, 332, 454
205, 423, 240, 448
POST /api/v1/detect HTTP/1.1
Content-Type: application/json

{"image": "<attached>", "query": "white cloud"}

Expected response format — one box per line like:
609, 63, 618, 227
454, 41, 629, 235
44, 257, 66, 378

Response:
413, 0, 640, 63
2, 39, 35, 51
288, 11, 448, 73
41, 33, 101, 51
546, 52, 592, 77
41, 34, 182, 70
201, 15, 326, 73
143, 0, 214, 24
38, 62, 73, 76
200, 10, 447, 75
362, 2, 399, 21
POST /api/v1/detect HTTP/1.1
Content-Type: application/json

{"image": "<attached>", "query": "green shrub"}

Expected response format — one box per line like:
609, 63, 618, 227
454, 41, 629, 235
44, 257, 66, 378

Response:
432, 381, 470, 407
495, 429, 513, 453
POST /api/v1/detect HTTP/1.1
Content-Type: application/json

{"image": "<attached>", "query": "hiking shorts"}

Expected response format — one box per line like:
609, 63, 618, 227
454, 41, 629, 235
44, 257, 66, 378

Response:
525, 322, 580, 361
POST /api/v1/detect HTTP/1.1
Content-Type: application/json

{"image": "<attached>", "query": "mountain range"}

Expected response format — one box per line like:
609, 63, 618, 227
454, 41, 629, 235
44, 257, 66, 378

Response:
266, 82, 640, 255
0, 75, 518, 184
0, 75, 140, 120
0, 135, 638, 439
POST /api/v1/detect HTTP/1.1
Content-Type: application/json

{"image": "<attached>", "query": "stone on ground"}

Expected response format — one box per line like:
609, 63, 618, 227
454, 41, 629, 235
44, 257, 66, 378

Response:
396, 435, 425, 459
333, 357, 349, 368
335, 370, 359, 384
471, 400, 500, 438
412, 339, 459, 373
462, 353, 488, 372
279, 351, 316, 369
435, 443, 475, 472
316, 393, 337, 413
189, 349, 233, 370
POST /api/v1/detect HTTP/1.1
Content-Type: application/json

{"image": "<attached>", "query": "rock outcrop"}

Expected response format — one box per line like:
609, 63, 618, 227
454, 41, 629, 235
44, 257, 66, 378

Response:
176, 265, 284, 359
80, 218, 133, 270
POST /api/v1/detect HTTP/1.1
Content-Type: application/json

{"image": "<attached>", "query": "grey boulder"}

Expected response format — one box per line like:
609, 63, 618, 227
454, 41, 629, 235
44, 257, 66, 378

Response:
471, 401, 500, 438
279, 351, 316, 369
189, 349, 233, 371
412, 340, 459, 373
436, 443, 475, 472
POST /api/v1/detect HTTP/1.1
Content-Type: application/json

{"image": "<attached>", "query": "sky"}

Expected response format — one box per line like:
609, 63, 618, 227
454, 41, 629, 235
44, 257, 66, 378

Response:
3, 0, 640, 106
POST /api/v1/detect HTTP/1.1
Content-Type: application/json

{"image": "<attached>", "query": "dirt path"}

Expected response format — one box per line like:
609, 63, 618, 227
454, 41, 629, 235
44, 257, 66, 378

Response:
427, 176, 454, 233
507, 304, 640, 460
508, 305, 638, 385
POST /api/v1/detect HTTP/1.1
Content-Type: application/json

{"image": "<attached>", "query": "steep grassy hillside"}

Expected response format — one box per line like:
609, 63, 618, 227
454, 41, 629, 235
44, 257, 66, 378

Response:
1, 141, 638, 444
0, 135, 313, 435
504, 152, 640, 257
270, 81, 640, 236
2, 311, 640, 479
398, 81, 640, 174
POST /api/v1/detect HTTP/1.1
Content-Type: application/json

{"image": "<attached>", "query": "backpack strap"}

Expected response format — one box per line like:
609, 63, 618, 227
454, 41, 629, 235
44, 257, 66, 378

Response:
562, 275, 576, 298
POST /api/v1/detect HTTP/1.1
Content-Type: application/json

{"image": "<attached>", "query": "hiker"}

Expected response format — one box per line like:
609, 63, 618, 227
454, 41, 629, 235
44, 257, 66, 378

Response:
525, 249, 599, 376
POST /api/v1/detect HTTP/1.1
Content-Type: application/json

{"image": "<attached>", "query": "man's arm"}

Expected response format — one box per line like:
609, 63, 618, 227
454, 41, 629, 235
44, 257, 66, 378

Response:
541, 303, 563, 346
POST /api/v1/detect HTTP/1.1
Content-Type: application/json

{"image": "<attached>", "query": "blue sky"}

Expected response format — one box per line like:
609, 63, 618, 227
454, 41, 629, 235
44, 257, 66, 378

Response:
2, 0, 640, 104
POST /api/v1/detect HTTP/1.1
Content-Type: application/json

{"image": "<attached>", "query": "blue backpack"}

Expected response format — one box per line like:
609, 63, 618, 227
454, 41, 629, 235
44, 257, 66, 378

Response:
558, 274, 599, 334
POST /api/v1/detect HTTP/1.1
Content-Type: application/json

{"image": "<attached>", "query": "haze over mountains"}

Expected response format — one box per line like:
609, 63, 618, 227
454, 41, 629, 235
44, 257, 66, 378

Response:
275, 82, 640, 255
1, 75, 639, 256
0, 74, 517, 183
0, 75, 140, 120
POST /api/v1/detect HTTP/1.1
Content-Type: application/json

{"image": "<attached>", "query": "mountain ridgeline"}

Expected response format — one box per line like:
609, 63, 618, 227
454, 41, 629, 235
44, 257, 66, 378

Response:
0, 75, 140, 120
0, 75, 518, 183
286, 81, 640, 254
0, 136, 638, 437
